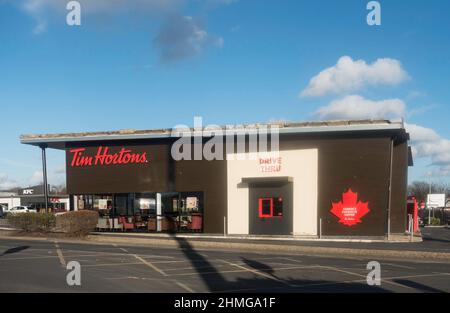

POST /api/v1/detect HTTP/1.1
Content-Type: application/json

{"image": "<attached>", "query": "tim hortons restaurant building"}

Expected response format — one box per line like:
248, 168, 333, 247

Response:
20, 119, 413, 238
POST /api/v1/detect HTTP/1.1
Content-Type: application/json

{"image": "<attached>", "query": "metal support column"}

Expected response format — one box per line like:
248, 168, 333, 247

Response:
41, 145, 49, 213
386, 138, 394, 241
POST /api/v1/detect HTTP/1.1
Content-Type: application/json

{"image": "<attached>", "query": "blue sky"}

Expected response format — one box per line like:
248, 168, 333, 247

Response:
0, 0, 450, 188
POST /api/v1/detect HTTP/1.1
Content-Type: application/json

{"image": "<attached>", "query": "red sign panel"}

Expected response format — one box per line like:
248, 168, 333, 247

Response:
330, 189, 370, 227
258, 198, 273, 218
69, 147, 149, 167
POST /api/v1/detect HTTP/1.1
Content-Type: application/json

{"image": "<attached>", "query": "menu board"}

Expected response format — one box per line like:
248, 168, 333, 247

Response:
98, 199, 108, 210
186, 197, 198, 209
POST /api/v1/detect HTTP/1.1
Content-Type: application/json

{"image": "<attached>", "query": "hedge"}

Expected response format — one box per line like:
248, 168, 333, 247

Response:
7, 212, 55, 232
55, 210, 99, 236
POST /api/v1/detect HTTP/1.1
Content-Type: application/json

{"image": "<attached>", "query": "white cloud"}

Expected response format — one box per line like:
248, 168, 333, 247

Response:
25, 166, 65, 187
407, 124, 450, 164
314, 95, 406, 120
32, 18, 47, 34
301, 56, 409, 97
0, 173, 19, 190
406, 123, 450, 176
12, 0, 227, 61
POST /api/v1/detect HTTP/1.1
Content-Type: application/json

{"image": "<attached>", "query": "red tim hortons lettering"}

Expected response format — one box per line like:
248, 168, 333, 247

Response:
69, 147, 149, 167
70, 148, 93, 167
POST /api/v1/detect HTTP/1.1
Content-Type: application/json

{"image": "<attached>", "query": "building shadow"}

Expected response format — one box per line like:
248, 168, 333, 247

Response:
0, 245, 29, 257
241, 257, 276, 278
392, 279, 445, 293
171, 236, 389, 293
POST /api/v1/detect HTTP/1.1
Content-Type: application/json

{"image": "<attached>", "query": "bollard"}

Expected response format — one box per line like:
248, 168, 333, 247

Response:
319, 218, 322, 239
223, 216, 227, 237
409, 214, 414, 242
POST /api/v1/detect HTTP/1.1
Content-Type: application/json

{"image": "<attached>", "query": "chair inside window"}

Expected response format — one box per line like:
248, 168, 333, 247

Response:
118, 216, 135, 231
188, 214, 202, 232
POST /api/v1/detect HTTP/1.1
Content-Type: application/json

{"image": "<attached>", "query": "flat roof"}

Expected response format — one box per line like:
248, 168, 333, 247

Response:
20, 119, 407, 149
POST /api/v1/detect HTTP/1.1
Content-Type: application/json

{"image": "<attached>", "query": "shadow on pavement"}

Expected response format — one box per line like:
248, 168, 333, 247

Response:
171, 235, 389, 293
0, 245, 29, 256
392, 279, 445, 293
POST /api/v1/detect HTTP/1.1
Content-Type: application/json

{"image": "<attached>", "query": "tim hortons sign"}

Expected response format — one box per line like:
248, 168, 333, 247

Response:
69, 147, 149, 167
330, 189, 370, 227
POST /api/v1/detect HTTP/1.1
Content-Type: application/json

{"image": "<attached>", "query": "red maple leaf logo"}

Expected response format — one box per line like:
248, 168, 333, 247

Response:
330, 189, 370, 227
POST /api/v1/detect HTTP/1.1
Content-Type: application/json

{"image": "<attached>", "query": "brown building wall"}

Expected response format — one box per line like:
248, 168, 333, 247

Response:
390, 140, 409, 233
174, 159, 227, 234
280, 134, 393, 237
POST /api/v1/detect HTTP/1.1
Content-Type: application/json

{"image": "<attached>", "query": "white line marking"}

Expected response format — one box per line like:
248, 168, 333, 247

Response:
175, 281, 195, 293
383, 262, 415, 270
83, 262, 144, 267
133, 254, 168, 276
54, 241, 66, 267
220, 259, 296, 287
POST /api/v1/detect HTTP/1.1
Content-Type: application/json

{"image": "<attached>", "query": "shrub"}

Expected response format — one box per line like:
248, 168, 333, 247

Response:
7, 212, 55, 232
56, 210, 99, 236
430, 217, 441, 226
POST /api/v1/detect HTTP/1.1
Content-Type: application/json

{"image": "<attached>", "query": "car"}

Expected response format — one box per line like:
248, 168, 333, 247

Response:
8, 206, 37, 214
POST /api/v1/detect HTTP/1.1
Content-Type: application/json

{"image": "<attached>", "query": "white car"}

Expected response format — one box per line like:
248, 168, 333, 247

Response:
8, 206, 37, 214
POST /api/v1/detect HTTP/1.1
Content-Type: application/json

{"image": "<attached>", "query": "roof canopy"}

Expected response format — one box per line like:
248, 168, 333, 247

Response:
20, 119, 408, 150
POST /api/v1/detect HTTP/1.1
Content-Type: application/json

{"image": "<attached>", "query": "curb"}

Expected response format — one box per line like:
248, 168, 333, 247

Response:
0, 233, 447, 262
86, 235, 449, 262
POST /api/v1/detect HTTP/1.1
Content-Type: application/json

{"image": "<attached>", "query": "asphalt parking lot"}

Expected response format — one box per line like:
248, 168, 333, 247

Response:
0, 236, 449, 293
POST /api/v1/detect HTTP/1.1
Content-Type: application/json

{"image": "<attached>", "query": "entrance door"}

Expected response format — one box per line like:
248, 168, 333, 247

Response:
249, 183, 293, 235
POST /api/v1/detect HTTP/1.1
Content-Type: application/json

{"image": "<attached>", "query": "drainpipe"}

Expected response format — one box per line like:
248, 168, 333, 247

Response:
41, 145, 49, 213
387, 138, 394, 241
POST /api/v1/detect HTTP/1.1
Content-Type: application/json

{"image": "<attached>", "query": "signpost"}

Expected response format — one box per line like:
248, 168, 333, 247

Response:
426, 194, 446, 225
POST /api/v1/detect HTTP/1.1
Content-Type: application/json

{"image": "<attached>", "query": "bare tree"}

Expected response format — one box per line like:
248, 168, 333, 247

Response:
408, 181, 449, 203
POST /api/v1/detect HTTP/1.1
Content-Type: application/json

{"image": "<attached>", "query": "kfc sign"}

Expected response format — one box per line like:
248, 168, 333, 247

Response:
69, 147, 149, 167
330, 189, 370, 227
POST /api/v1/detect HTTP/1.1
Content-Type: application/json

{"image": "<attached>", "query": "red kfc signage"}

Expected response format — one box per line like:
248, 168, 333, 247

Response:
69, 147, 149, 167
330, 189, 370, 227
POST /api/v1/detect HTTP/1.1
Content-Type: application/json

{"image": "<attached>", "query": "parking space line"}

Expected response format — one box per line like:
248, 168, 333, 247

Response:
318, 265, 419, 291
384, 272, 450, 281
161, 260, 301, 273
62, 250, 175, 259
174, 281, 195, 293
168, 265, 325, 277
219, 259, 298, 288
0, 255, 58, 261
133, 254, 168, 276
382, 262, 415, 270
279, 257, 418, 291
82, 262, 144, 267
54, 241, 66, 267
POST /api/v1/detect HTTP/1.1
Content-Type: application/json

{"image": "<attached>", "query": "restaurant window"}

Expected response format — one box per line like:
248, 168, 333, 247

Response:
258, 197, 283, 218
133, 193, 156, 218
93, 195, 113, 217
